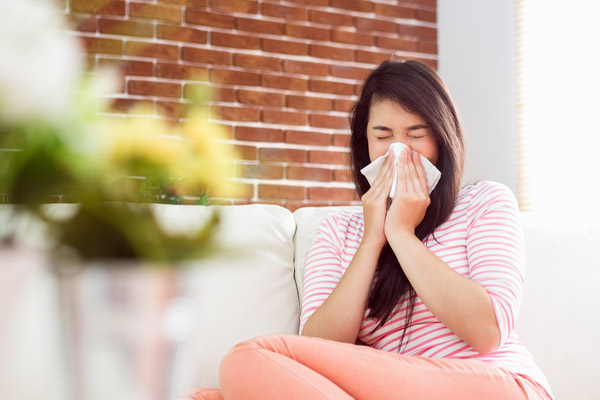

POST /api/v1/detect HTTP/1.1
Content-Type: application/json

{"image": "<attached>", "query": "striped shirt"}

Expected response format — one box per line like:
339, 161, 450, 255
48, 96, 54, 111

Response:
300, 181, 552, 397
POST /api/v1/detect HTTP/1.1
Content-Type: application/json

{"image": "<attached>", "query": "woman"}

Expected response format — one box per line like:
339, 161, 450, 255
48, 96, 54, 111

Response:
192, 60, 553, 400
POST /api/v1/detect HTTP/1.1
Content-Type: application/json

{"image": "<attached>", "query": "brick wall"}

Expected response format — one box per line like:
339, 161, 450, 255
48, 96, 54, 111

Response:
61, 0, 437, 210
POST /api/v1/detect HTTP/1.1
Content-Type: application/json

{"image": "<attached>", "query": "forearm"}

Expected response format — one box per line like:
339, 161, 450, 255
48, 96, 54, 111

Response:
387, 231, 500, 354
301, 240, 381, 343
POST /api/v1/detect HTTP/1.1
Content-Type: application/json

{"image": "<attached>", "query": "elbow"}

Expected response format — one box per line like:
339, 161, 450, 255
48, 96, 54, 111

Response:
470, 325, 501, 355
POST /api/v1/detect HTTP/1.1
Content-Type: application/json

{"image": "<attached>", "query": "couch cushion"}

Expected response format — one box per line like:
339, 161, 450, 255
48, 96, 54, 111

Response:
152, 204, 300, 388
516, 212, 600, 400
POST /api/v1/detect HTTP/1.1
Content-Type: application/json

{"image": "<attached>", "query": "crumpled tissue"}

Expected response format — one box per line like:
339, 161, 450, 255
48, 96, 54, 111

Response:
360, 142, 441, 198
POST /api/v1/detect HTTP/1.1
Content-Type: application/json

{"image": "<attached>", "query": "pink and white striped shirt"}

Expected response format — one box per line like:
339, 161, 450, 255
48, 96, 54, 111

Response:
300, 181, 552, 397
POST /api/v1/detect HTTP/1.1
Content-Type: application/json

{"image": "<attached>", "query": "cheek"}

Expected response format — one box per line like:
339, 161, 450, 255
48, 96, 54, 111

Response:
367, 141, 388, 162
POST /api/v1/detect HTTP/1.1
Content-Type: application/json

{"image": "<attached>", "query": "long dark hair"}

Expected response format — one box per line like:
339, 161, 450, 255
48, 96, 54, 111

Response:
349, 59, 465, 347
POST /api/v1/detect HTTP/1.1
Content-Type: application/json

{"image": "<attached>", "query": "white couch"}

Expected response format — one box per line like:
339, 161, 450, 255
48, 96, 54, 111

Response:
2, 204, 599, 399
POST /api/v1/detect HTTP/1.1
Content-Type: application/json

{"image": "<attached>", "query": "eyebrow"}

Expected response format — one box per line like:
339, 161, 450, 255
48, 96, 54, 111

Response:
407, 124, 429, 130
371, 125, 392, 131
371, 124, 429, 131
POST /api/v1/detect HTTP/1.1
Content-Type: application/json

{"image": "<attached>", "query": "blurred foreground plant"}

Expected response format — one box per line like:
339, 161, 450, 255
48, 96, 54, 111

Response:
0, 0, 239, 262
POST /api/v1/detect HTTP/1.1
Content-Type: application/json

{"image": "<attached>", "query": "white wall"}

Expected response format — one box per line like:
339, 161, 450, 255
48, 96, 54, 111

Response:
437, 0, 517, 192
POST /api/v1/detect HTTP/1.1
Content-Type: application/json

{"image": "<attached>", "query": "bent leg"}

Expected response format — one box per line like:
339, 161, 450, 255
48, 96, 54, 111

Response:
219, 334, 550, 400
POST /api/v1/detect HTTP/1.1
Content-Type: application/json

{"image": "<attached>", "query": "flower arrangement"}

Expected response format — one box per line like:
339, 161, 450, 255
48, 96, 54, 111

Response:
0, 0, 239, 262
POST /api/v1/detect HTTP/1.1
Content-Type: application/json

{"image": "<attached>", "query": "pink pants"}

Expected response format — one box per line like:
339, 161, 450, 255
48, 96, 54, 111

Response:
190, 334, 552, 400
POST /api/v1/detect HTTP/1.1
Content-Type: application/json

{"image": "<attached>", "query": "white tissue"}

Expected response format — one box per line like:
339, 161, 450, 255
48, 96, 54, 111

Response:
360, 142, 441, 198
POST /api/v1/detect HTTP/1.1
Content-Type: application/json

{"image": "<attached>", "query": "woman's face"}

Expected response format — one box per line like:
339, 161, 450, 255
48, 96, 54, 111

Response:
366, 99, 439, 165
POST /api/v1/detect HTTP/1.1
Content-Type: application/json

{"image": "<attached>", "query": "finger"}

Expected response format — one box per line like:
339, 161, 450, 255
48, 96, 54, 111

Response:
404, 151, 424, 195
369, 152, 395, 198
412, 151, 429, 194
396, 148, 409, 194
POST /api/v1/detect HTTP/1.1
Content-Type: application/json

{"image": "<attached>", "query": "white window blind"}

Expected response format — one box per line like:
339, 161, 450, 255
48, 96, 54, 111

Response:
515, 0, 600, 218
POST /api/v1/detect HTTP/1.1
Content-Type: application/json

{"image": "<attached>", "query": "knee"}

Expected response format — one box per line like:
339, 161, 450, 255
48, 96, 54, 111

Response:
218, 335, 298, 383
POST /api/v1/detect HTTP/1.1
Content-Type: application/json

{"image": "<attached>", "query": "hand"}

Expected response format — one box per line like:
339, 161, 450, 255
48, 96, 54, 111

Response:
360, 151, 395, 249
385, 149, 431, 239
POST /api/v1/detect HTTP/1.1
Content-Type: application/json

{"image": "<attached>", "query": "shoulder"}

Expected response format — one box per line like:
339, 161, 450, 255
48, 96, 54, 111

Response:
459, 181, 521, 227
316, 208, 364, 246
459, 181, 518, 210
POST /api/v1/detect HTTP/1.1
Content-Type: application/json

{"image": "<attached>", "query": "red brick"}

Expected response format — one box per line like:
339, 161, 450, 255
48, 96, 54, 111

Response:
79, 36, 123, 55
330, 65, 370, 80
374, 4, 415, 19
262, 110, 307, 126
285, 24, 330, 41
186, 10, 234, 28
99, 58, 154, 76
355, 17, 396, 33
286, 0, 327, 5
157, 62, 208, 80
333, 98, 356, 113
160, 0, 207, 5
287, 166, 332, 182
185, 83, 224, 103
418, 40, 438, 54
411, 0, 436, 7
309, 187, 357, 201
234, 54, 281, 71
262, 38, 308, 56
331, 0, 372, 12
182, 47, 231, 65
71, 0, 125, 15
356, 49, 393, 65
285, 130, 331, 146
70, 15, 97, 32
332, 133, 350, 147
283, 60, 328, 76
398, 25, 437, 40
237, 164, 284, 179
309, 114, 349, 130
157, 100, 184, 118
158, 24, 207, 44
287, 95, 332, 111
334, 168, 353, 182
309, 79, 354, 96
236, 17, 284, 35
237, 89, 285, 107
236, 126, 283, 142
211, 69, 259, 86
211, 0, 258, 14
262, 3, 307, 21
234, 144, 258, 160
376, 36, 418, 52
110, 98, 154, 113
262, 74, 308, 91
309, 150, 348, 164
129, 80, 182, 98
99, 17, 153, 37
332, 29, 373, 46
213, 105, 260, 122
259, 184, 306, 200
212, 32, 260, 49
309, 9, 352, 26
127, 41, 179, 59
417, 9, 437, 23
310, 44, 354, 61
130, 2, 182, 23
260, 148, 307, 163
